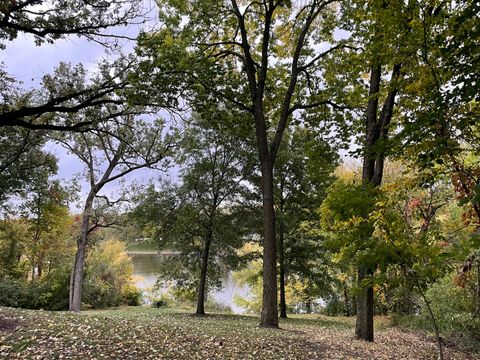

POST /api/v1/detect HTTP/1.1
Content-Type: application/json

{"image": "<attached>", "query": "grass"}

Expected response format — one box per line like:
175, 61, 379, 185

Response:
0, 306, 478, 359
125, 241, 158, 253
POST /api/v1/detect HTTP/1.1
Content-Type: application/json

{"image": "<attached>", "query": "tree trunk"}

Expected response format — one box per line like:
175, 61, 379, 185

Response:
278, 179, 287, 319
196, 224, 213, 315
343, 283, 350, 316
279, 220, 287, 318
306, 298, 312, 314
69, 195, 93, 312
259, 158, 279, 327
355, 267, 374, 341
356, 64, 381, 341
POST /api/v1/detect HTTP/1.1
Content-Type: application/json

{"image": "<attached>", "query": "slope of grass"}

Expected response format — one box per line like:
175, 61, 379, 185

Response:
0, 306, 477, 359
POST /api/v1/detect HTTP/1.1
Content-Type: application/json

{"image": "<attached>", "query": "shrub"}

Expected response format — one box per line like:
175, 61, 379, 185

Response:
0, 277, 27, 307
83, 239, 140, 309
122, 284, 142, 306
411, 273, 480, 339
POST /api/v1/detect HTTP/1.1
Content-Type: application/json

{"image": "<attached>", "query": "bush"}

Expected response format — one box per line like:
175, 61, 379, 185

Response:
420, 274, 479, 336
83, 239, 140, 309
0, 277, 27, 307
122, 284, 142, 306
0, 268, 70, 311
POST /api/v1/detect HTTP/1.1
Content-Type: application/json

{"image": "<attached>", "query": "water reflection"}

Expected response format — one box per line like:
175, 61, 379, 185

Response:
128, 252, 250, 314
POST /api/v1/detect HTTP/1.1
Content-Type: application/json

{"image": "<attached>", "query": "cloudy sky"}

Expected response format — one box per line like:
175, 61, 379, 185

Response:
1, 3, 166, 210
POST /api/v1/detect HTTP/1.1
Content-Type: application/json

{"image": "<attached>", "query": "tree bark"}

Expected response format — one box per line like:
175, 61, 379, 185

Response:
343, 282, 350, 316
279, 217, 287, 318
278, 177, 287, 318
356, 62, 401, 341
355, 267, 374, 341
356, 64, 381, 341
259, 157, 279, 327
69, 194, 94, 312
196, 223, 213, 315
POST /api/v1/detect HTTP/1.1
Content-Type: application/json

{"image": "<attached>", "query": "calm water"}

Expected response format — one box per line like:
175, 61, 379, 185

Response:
128, 252, 250, 313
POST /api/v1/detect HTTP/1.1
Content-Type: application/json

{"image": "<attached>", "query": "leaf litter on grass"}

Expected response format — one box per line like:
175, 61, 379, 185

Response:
0, 307, 477, 359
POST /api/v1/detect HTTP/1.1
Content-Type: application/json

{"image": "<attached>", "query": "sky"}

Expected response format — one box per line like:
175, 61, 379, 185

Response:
2, 2, 356, 212
1, 2, 168, 212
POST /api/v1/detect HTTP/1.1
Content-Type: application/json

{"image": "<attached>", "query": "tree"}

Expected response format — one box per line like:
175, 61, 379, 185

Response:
0, 0, 151, 132
140, 0, 353, 327
55, 103, 173, 311
335, 0, 441, 341
21, 180, 73, 281
134, 116, 255, 315
0, 126, 56, 207
274, 127, 337, 317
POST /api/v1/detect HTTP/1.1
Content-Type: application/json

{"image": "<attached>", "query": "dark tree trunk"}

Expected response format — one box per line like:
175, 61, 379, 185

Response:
355, 267, 374, 341
259, 157, 279, 327
477, 261, 480, 307
306, 298, 312, 314
356, 62, 401, 341
69, 195, 93, 312
356, 64, 381, 341
196, 224, 213, 315
279, 219, 287, 318
343, 283, 350, 316
278, 178, 287, 319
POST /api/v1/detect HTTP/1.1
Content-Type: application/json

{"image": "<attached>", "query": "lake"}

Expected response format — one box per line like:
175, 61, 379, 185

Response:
128, 251, 250, 313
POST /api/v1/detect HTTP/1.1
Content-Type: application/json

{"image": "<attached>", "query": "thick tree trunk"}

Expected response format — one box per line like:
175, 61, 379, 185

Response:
196, 225, 213, 315
279, 220, 287, 318
259, 158, 279, 327
355, 267, 374, 341
69, 195, 93, 312
356, 64, 381, 341
278, 180, 287, 319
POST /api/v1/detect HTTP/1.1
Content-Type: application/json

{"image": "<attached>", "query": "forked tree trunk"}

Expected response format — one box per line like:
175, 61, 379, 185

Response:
69, 195, 94, 312
356, 62, 401, 341
259, 158, 279, 327
196, 224, 213, 315
356, 63, 381, 341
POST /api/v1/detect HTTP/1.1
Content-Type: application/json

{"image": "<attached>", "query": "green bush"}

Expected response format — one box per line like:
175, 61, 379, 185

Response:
122, 284, 142, 306
0, 268, 70, 311
83, 239, 140, 309
0, 277, 27, 307
412, 273, 480, 338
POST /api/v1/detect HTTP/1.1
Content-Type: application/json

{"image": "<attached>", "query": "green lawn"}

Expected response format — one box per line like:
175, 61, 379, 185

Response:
125, 241, 158, 253
0, 307, 476, 359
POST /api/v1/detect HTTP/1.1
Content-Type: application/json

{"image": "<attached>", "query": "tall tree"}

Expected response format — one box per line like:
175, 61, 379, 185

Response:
139, 0, 352, 327
134, 116, 255, 315
274, 127, 337, 317
53, 89, 174, 311
337, 0, 419, 341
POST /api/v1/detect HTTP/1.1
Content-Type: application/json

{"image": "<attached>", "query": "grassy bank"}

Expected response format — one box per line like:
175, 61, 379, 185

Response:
125, 241, 158, 253
0, 307, 477, 359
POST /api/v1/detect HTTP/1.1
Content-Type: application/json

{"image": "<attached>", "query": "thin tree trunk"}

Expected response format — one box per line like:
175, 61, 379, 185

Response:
343, 283, 350, 316
69, 195, 93, 312
306, 298, 312, 314
196, 224, 213, 315
259, 158, 279, 327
